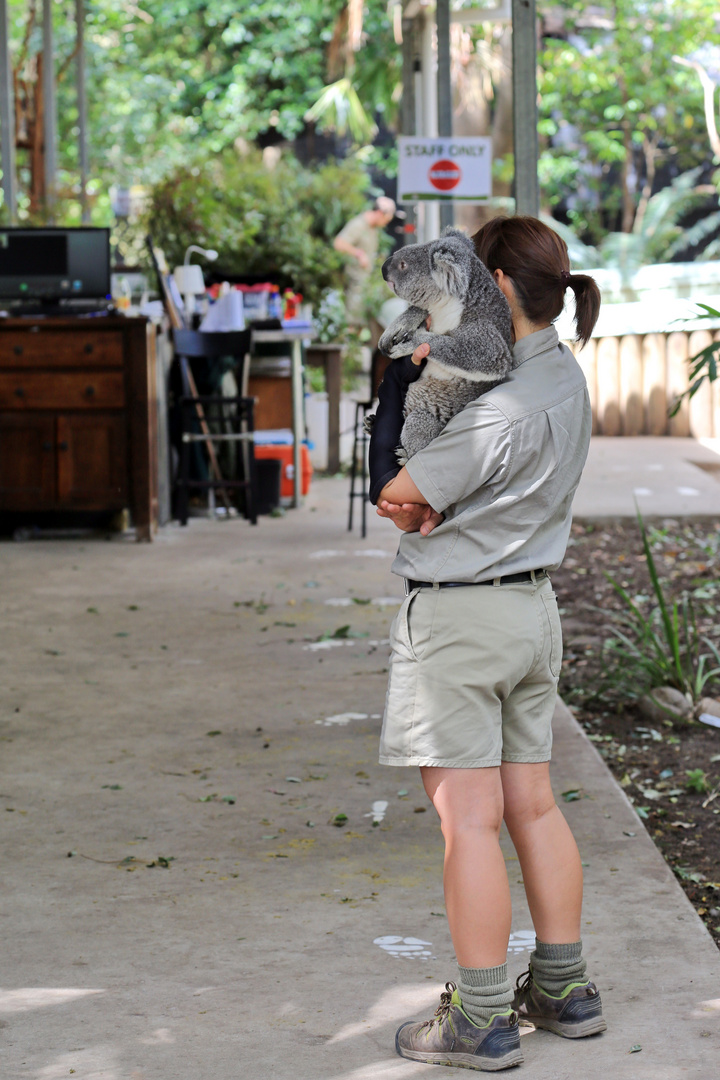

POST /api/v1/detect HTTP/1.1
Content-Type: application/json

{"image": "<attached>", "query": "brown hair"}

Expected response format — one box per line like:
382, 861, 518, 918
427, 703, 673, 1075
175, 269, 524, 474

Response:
472, 215, 601, 347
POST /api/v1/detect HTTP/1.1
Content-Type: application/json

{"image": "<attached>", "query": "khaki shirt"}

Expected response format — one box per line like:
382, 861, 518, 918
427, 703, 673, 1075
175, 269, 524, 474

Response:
336, 213, 379, 282
396, 325, 592, 582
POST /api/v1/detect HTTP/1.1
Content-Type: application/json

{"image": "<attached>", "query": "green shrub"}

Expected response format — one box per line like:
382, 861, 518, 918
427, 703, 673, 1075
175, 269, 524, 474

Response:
686, 769, 710, 794
141, 150, 372, 308
601, 510, 720, 707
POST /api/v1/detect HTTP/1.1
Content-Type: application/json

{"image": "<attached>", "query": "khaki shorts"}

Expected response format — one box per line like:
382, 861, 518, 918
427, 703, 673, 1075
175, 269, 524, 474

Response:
379, 577, 562, 768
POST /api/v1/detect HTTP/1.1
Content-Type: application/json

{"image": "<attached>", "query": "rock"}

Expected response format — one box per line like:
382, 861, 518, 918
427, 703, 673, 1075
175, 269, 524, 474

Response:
638, 686, 693, 725
696, 696, 720, 721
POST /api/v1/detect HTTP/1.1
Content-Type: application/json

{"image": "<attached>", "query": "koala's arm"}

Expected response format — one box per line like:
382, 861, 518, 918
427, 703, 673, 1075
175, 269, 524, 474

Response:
368, 356, 425, 505
378, 306, 428, 359
403, 320, 512, 380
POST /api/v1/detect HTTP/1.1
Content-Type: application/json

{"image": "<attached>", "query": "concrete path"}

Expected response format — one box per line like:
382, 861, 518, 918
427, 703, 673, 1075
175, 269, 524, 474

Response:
1, 464, 719, 1080
573, 436, 720, 520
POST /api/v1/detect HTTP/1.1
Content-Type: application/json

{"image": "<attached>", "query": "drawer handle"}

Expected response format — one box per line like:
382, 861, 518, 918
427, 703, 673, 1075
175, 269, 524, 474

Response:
13, 345, 23, 355
58, 440, 69, 451
14, 386, 25, 398
84, 343, 94, 354
42, 441, 53, 452
85, 385, 96, 397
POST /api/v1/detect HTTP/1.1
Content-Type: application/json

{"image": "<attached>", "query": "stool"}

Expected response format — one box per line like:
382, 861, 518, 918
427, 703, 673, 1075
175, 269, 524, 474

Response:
347, 348, 391, 538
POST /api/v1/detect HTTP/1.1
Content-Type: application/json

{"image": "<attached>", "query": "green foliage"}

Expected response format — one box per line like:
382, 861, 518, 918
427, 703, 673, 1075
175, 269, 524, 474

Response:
548, 168, 720, 272
669, 302, 720, 417
4, 0, 398, 222
306, 79, 378, 144
685, 769, 710, 794
601, 511, 720, 706
141, 150, 371, 307
537, 0, 719, 233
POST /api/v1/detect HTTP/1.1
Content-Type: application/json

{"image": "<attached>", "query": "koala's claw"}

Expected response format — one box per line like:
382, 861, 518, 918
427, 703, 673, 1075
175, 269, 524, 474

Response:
395, 446, 409, 467
363, 413, 376, 435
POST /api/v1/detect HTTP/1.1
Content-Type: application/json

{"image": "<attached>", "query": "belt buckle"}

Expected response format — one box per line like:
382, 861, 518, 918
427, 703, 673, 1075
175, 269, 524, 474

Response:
404, 578, 411, 596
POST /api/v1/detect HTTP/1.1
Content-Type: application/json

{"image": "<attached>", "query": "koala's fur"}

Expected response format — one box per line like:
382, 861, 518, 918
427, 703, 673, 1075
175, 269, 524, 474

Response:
377, 227, 512, 463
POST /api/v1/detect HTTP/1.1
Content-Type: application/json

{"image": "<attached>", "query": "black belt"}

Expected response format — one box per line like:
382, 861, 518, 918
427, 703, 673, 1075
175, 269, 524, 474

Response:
407, 570, 546, 590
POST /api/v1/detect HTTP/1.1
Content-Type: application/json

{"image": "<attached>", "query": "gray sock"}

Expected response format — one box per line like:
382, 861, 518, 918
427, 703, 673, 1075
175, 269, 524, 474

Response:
530, 939, 587, 996
457, 963, 514, 1026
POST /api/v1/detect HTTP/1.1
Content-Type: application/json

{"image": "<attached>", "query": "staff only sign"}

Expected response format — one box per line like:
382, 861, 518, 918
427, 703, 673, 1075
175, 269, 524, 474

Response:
397, 136, 493, 202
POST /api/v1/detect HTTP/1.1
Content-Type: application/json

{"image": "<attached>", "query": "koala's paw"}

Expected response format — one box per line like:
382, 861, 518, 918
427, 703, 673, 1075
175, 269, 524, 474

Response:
362, 413, 376, 435
395, 446, 409, 468
378, 334, 412, 360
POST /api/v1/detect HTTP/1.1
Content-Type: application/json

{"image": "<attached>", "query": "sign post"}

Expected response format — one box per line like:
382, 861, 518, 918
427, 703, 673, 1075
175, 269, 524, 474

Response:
397, 136, 493, 205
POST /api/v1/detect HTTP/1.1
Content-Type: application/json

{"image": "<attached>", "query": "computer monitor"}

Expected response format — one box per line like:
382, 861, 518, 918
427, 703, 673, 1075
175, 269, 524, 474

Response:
0, 227, 111, 312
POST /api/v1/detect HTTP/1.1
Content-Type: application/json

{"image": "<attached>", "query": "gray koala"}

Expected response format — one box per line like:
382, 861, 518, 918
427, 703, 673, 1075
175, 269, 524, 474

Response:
377, 227, 512, 464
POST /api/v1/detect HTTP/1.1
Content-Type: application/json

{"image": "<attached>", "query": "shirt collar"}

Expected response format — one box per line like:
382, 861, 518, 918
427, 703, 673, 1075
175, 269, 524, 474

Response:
511, 325, 560, 369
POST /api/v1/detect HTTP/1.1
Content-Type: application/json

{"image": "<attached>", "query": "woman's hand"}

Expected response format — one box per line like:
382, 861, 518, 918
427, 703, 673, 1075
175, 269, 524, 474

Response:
411, 341, 430, 367
377, 500, 444, 535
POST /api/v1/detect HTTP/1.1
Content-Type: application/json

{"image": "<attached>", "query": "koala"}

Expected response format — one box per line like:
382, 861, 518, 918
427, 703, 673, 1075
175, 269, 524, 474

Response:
376, 227, 512, 464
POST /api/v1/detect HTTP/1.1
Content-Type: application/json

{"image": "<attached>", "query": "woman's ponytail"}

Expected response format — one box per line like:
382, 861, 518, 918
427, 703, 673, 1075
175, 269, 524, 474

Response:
566, 274, 602, 348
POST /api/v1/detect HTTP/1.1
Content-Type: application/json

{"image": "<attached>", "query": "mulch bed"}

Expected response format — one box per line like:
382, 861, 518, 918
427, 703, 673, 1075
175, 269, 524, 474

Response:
552, 519, 720, 950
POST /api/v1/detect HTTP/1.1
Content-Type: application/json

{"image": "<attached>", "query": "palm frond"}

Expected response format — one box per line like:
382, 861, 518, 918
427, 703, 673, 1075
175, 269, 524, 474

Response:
305, 78, 377, 143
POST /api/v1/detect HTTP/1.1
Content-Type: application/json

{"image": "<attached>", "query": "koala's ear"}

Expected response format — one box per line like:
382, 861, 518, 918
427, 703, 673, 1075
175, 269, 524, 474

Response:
441, 226, 474, 252
431, 240, 470, 297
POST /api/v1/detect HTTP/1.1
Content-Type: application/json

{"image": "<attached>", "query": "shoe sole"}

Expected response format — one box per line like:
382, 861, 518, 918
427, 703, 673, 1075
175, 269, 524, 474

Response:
396, 1047, 524, 1072
396, 1029, 524, 1072
519, 1014, 607, 1039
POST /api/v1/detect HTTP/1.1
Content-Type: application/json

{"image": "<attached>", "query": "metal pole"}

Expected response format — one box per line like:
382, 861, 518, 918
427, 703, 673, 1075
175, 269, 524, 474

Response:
511, 0, 539, 217
76, 0, 89, 222
42, 0, 57, 217
0, 0, 16, 221
400, 16, 416, 245
436, 0, 453, 231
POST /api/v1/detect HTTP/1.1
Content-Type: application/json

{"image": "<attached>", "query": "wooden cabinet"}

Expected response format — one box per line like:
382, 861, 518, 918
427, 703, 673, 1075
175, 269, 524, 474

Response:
0, 317, 158, 539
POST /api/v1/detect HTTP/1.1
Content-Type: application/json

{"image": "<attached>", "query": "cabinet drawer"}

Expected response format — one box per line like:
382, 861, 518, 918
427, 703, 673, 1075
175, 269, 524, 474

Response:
0, 371, 125, 409
0, 331, 124, 368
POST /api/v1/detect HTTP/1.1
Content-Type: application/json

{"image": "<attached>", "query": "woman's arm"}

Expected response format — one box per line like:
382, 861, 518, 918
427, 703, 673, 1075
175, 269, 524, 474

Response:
377, 467, 427, 506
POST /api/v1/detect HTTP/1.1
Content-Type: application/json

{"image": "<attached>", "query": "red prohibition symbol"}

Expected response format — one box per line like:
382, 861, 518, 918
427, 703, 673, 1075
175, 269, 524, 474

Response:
428, 159, 461, 191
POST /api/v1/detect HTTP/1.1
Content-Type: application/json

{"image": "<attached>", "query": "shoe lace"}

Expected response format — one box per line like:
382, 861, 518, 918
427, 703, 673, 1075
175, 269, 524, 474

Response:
515, 968, 533, 995
419, 981, 456, 1030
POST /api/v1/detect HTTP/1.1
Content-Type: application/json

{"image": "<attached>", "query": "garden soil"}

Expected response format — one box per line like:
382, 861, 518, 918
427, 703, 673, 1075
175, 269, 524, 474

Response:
554, 519, 720, 950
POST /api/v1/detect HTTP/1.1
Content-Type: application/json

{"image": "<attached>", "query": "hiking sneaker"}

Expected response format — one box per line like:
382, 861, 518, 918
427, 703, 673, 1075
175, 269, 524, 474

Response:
395, 982, 523, 1072
512, 968, 607, 1039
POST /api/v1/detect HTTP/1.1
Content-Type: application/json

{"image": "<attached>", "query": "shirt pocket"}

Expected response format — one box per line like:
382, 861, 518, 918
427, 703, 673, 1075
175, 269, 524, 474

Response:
541, 591, 563, 679
389, 588, 438, 663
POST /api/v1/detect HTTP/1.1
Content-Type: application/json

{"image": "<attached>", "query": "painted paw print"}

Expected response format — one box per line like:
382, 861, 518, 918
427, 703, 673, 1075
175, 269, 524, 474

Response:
508, 930, 535, 954
374, 935, 434, 960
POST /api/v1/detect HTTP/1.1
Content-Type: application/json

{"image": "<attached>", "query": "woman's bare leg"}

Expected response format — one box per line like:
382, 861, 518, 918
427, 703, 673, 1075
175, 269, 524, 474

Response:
500, 761, 583, 943
421, 765, 510, 968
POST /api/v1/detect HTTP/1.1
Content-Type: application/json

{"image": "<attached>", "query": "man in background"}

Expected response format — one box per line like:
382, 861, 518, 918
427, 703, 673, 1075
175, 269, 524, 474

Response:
334, 196, 397, 324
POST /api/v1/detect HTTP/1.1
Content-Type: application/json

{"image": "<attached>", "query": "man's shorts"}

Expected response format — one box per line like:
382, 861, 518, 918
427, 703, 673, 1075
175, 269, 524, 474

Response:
379, 576, 562, 768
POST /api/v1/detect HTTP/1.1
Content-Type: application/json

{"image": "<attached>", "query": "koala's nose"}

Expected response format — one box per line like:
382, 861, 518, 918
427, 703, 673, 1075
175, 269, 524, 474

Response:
381, 256, 393, 281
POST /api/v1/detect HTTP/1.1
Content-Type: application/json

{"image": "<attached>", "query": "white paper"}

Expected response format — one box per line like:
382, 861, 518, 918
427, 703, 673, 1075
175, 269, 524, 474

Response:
200, 290, 245, 332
